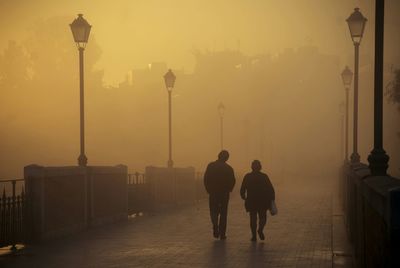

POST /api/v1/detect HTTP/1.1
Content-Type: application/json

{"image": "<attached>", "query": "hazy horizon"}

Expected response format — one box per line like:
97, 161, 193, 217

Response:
0, 0, 399, 179
1, 0, 400, 85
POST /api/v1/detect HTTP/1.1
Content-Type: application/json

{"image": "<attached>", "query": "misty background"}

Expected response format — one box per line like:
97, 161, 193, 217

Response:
1, 0, 399, 180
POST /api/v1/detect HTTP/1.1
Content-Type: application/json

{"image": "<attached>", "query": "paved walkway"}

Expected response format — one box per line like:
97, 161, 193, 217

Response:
1, 182, 351, 268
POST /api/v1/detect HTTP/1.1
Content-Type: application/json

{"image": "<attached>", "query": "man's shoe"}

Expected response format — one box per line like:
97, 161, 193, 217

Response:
213, 226, 219, 238
251, 236, 257, 242
220, 234, 227, 240
257, 230, 265, 240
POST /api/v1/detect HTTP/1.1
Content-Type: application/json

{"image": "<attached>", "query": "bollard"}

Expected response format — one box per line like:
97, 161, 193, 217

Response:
11, 181, 17, 251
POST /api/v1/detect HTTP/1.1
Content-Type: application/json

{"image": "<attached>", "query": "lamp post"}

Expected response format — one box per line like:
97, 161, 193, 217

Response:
339, 102, 345, 162
164, 69, 176, 168
218, 102, 225, 150
70, 14, 91, 166
346, 8, 367, 164
341, 66, 353, 163
367, 0, 389, 175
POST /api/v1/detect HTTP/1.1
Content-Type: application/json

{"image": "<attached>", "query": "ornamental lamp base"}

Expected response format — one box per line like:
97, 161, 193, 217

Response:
368, 148, 389, 176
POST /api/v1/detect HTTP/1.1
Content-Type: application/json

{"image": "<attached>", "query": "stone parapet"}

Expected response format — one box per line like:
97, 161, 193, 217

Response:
343, 163, 400, 267
24, 164, 128, 241
145, 166, 196, 211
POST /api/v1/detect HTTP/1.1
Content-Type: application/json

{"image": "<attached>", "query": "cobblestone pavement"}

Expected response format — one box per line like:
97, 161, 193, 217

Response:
1, 184, 344, 268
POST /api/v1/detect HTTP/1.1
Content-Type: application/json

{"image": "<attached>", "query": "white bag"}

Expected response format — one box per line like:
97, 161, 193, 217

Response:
270, 200, 278, 216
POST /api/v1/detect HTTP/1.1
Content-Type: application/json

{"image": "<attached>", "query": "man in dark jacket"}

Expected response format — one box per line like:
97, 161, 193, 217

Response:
240, 160, 275, 241
204, 150, 236, 240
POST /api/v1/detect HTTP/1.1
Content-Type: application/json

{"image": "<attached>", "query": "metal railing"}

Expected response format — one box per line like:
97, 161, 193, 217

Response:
0, 179, 29, 250
0, 171, 206, 248
127, 173, 150, 215
127, 171, 207, 215
195, 172, 207, 201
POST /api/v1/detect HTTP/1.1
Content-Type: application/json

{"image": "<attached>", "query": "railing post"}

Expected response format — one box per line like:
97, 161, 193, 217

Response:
11, 181, 17, 251
1, 188, 6, 246
135, 172, 139, 185
21, 187, 26, 243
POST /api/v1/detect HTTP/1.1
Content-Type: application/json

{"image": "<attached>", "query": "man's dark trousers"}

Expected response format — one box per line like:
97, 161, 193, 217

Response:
209, 192, 229, 236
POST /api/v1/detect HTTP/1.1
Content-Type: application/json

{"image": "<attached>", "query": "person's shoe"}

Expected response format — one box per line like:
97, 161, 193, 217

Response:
257, 230, 265, 240
213, 226, 219, 238
213, 230, 219, 238
220, 234, 227, 240
251, 236, 257, 242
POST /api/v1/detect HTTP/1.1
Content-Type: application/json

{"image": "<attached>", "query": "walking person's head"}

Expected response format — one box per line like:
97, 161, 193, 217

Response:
218, 150, 230, 162
251, 160, 262, 172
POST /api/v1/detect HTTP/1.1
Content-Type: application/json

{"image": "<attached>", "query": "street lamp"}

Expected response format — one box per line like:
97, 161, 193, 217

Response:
164, 69, 176, 168
339, 102, 345, 163
346, 7, 367, 164
341, 66, 353, 163
70, 14, 91, 166
218, 102, 225, 150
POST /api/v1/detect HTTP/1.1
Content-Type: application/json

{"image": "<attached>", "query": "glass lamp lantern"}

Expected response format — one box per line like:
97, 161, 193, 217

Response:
218, 102, 225, 117
346, 8, 367, 44
341, 66, 353, 87
164, 69, 176, 92
70, 14, 92, 49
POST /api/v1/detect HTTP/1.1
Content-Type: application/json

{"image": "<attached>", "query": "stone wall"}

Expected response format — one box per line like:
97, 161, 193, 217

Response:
145, 166, 196, 211
88, 165, 128, 226
343, 164, 400, 267
24, 164, 128, 241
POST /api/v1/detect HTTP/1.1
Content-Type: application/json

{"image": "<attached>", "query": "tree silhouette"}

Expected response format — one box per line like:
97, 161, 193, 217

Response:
0, 17, 105, 177
387, 68, 400, 111
24, 16, 103, 91
386, 68, 400, 139
0, 40, 31, 90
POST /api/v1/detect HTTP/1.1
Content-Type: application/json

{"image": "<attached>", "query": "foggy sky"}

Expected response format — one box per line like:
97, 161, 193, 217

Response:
1, 0, 399, 84
0, 1, 399, 180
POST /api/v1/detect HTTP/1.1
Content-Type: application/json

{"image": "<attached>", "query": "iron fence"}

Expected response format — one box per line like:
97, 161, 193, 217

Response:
0, 170, 206, 248
127, 171, 207, 215
195, 172, 207, 201
0, 179, 29, 249
127, 173, 150, 215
